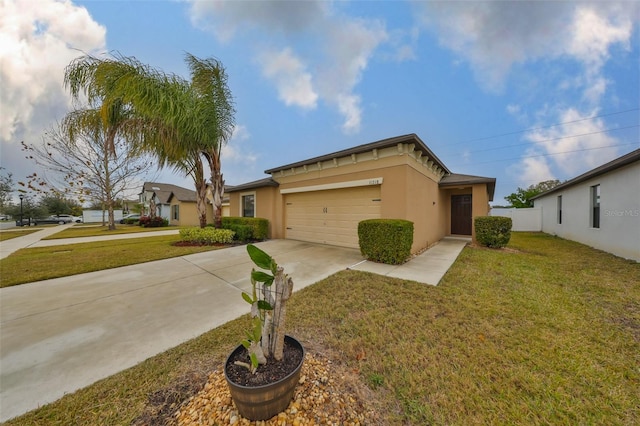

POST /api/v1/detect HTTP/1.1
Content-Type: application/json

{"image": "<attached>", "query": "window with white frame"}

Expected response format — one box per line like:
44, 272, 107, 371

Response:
590, 184, 600, 228
171, 205, 179, 221
241, 193, 255, 217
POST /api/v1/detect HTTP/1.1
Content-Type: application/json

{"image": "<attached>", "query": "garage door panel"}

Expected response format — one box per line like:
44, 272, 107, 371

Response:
285, 186, 381, 248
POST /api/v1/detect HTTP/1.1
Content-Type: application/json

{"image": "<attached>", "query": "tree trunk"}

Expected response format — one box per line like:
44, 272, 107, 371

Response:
212, 170, 224, 229
193, 156, 208, 228
204, 147, 224, 229
270, 266, 293, 361
103, 153, 116, 231
107, 200, 116, 230
195, 183, 208, 228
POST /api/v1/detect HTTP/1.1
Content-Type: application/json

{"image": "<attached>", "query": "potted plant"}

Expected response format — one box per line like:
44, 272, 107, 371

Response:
224, 244, 305, 421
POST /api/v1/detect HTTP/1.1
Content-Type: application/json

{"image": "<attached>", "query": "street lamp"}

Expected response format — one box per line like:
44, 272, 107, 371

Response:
19, 194, 24, 227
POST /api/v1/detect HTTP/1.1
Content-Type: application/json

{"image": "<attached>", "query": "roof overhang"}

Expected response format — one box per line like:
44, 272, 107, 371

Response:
225, 177, 279, 193
439, 173, 496, 201
264, 133, 451, 175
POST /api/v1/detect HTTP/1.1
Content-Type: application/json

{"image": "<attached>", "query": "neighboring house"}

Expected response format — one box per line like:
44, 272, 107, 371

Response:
226, 134, 496, 253
139, 182, 230, 226
531, 149, 640, 262
121, 199, 140, 215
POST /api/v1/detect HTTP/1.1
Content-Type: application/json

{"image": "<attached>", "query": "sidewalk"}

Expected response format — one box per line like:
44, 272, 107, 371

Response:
0, 224, 75, 259
29, 229, 180, 248
0, 229, 468, 421
0, 226, 179, 258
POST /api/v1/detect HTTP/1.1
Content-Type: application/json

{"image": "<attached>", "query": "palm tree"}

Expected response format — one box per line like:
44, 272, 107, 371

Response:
64, 53, 235, 228
184, 53, 235, 228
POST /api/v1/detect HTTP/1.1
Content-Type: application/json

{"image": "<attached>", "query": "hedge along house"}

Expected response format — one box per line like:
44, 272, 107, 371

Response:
226, 134, 495, 254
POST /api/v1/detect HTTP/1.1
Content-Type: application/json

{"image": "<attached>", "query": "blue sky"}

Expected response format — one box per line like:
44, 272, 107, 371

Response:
1, 0, 639, 205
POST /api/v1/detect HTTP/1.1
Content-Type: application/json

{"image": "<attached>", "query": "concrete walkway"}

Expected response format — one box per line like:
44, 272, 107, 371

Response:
0, 228, 468, 422
0, 226, 179, 257
350, 237, 469, 284
0, 224, 76, 259
29, 229, 180, 248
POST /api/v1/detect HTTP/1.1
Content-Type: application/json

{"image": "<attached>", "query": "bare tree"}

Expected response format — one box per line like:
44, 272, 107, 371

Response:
0, 168, 13, 214
21, 111, 154, 229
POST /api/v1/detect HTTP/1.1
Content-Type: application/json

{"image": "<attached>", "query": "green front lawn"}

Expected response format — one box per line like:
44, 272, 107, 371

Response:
5, 233, 639, 425
0, 235, 222, 287
0, 229, 39, 241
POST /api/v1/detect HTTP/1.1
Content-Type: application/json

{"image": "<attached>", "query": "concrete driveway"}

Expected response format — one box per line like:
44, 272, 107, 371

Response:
0, 240, 365, 422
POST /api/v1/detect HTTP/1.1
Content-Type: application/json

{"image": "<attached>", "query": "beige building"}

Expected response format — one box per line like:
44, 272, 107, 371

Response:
139, 182, 230, 227
226, 134, 495, 253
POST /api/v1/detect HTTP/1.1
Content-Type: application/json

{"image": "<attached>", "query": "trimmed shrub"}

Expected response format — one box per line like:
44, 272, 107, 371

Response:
179, 227, 235, 245
124, 218, 139, 225
227, 224, 253, 242
221, 217, 269, 242
139, 216, 168, 228
475, 216, 512, 248
358, 219, 414, 265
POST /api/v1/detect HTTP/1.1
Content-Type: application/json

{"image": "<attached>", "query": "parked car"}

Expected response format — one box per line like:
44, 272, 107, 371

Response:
33, 215, 73, 225
15, 218, 35, 227
119, 213, 141, 224
54, 214, 83, 223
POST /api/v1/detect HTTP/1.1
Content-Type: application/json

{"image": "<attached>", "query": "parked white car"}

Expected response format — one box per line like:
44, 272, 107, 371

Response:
55, 214, 83, 223
32, 215, 73, 225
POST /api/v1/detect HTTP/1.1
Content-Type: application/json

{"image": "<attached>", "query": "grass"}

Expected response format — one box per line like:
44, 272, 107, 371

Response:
41, 224, 181, 239
0, 235, 222, 288
0, 229, 39, 241
4, 233, 640, 425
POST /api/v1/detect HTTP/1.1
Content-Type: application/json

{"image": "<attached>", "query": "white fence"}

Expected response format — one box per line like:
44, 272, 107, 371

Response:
82, 209, 124, 223
489, 208, 542, 232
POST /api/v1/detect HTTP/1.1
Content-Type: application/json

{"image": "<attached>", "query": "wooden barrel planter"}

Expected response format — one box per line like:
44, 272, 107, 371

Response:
224, 335, 305, 421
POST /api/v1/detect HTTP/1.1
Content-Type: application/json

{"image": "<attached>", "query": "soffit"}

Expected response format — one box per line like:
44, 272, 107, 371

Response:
265, 134, 450, 180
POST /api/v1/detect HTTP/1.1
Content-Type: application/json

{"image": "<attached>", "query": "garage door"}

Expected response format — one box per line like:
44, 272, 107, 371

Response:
285, 185, 381, 248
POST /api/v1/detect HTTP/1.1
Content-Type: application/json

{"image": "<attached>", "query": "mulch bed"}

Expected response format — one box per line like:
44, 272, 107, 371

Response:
171, 241, 227, 247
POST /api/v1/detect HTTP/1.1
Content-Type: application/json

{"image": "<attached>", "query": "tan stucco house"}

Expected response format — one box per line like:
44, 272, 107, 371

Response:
226, 134, 495, 253
139, 182, 231, 227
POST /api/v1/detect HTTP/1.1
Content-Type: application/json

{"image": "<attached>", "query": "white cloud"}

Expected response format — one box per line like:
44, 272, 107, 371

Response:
378, 26, 419, 62
567, 7, 632, 70
335, 93, 362, 134
258, 48, 318, 109
511, 152, 556, 187
219, 124, 262, 185
0, 0, 106, 144
565, 7, 632, 104
416, 2, 636, 186
222, 124, 254, 162
316, 17, 388, 133
415, 1, 636, 100
188, 0, 326, 42
525, 108, 621, 176
506, 103, 529, 124
510, 108, 623, 185
187, 1, 388, 134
